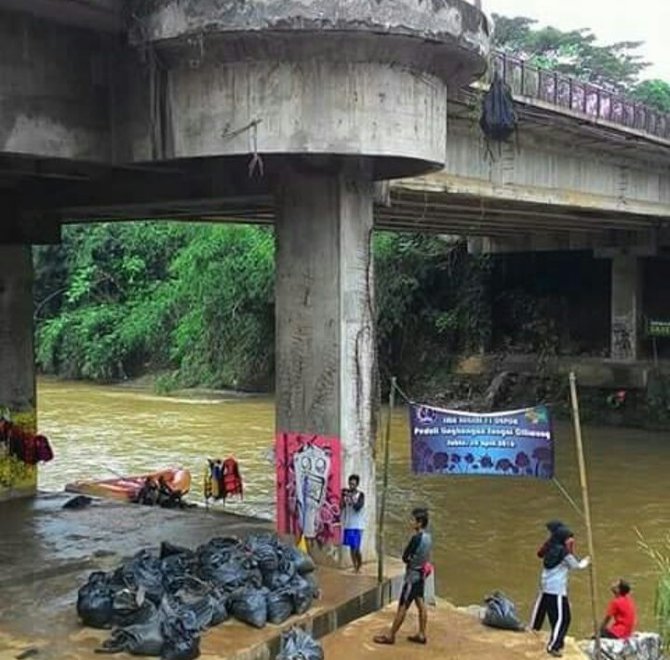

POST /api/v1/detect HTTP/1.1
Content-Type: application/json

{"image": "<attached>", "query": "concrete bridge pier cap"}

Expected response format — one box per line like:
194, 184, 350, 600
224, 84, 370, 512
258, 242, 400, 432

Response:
140, 0, 491, 559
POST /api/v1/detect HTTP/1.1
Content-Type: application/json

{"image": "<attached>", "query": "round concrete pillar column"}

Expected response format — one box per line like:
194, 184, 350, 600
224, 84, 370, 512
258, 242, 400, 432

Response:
136, 0, 491, 562
0, 245, 37, 501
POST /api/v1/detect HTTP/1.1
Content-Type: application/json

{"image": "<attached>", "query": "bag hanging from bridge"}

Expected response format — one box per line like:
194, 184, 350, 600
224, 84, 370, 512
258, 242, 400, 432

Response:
479, 72, 517, 142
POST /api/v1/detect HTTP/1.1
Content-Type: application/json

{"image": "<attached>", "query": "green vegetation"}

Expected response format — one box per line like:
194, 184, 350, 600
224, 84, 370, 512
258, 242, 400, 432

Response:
34, 225, 493, 392
637, 529, 670, 648
34, 223, 275, 390
632, 80, 670, 113
492, 14, 670, 112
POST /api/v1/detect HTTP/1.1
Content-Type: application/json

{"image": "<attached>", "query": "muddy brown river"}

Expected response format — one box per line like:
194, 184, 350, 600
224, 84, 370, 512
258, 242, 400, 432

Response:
38, 378, 670, 637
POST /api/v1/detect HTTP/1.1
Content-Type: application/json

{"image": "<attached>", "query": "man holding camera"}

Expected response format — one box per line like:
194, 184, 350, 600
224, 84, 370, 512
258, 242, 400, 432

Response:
341, 474, 365, 573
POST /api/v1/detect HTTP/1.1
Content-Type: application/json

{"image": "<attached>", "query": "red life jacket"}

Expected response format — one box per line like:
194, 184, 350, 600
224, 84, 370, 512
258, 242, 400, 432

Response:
221, 457, 243, 499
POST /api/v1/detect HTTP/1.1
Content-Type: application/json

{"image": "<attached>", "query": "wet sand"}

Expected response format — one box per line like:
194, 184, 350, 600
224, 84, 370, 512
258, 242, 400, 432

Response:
322, 600, 586, 660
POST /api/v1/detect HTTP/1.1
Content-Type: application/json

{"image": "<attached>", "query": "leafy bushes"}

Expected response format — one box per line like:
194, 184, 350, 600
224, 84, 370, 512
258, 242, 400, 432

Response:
35, 224, 497, 391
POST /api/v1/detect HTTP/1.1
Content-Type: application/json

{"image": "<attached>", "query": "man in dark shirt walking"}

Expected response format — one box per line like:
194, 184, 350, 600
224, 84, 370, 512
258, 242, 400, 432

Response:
374, 507, 433, 645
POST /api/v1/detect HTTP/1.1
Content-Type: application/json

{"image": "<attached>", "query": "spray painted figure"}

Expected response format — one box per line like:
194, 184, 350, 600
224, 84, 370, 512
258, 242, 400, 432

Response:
293, 443, 331, 540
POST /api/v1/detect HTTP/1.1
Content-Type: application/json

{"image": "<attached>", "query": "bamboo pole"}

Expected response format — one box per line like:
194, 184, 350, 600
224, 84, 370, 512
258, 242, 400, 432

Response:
377, 376, 396, 584
569, 372, 602, 659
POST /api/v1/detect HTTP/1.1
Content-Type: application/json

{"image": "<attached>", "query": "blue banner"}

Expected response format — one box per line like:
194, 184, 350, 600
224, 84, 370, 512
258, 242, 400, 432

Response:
410, 404, 554, 479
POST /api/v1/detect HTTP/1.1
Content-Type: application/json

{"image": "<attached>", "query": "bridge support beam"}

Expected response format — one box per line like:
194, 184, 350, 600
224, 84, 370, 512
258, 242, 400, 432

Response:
275, 166, 377, 561
0, 245, 37, 501
610, 255, 642, 361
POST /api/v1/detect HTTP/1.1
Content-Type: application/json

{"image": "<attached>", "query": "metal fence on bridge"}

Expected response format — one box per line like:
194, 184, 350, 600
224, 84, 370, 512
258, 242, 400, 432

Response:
492, 51, 670, 141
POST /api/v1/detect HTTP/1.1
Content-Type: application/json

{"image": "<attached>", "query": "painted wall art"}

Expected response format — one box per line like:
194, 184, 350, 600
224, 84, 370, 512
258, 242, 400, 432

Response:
276, 432, 342, 545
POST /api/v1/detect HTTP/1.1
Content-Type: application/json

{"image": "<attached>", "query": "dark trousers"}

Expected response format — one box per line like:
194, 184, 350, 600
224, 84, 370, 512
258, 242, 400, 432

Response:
530, 592, 571, 652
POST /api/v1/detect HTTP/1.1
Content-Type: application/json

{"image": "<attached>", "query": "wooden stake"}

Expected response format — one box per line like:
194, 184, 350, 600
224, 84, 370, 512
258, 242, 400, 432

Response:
569, 372, 602, 659
377, 376, 396, 584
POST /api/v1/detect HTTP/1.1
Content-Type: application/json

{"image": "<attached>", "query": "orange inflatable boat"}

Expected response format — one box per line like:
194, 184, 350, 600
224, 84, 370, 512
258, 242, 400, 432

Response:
65, 468, 191, 502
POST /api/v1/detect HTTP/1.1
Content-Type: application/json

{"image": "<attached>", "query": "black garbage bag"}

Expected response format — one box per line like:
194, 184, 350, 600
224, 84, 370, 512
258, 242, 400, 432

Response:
266, 588, 294, 625
161, 553, 195, 593
112, 589, 157, 628
289, 576, 314, 615
276, 626, 324, 660
251, 542, 279, 574
482, 591, 525, 632
197, 537, 241, 561
97, 617, 165, 656
170, 589, 228, 631
262, 568, 294, 592
77, 572, 114, 629
160, 541, 194, 560
479, 73, 517, 142
200, 555, 249, 590
205, 589, 229, 627
303, 572, 319, 597
122, 550, 165, 604
178, 575, 212, 598
229, 587, 268, 628
160, 617, 200, 660
283, 546, 315, 575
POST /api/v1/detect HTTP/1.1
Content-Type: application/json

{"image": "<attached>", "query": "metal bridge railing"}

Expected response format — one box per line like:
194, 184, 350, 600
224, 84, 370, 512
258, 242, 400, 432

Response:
492, 51, 670, 141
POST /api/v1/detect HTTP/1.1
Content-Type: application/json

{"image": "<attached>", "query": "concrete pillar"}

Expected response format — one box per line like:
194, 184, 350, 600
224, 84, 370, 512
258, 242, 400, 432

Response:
137, 0, 490, 565
275, 166, 377, 560
610, 255, 642, 361
0, 245, 37, 501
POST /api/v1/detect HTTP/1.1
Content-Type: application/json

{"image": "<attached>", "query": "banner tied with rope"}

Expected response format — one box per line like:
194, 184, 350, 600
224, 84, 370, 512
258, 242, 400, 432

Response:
410, 403, 554, 479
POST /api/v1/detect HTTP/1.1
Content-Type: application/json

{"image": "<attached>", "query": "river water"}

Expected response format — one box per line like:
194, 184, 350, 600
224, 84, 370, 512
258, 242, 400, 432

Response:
38, 378, 670, 637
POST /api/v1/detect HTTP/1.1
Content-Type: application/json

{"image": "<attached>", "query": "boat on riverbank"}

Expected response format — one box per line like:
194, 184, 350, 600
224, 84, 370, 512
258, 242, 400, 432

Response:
65, 468, 191, 502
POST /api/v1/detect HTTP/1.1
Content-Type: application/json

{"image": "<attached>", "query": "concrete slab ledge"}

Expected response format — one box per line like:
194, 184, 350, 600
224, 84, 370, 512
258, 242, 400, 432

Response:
225, 572, 404, 660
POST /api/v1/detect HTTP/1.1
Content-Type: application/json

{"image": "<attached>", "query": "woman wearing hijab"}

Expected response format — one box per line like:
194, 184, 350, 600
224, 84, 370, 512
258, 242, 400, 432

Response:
530, 521, 590, 658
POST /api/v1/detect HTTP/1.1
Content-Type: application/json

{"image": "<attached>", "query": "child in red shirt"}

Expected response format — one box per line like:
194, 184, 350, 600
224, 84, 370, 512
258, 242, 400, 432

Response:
600, 579, 636, 639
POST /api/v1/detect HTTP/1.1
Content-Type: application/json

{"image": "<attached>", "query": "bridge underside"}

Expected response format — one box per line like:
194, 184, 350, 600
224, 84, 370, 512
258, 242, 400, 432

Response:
1, 151, 667, 251
3, 89, 669, 251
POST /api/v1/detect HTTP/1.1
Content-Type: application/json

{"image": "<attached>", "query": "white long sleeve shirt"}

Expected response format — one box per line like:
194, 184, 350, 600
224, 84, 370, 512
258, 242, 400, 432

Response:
540, 554, 589, 596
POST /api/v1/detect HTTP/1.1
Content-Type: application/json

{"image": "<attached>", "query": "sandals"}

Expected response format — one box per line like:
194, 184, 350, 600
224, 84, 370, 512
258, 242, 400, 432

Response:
408, 635, 427, 645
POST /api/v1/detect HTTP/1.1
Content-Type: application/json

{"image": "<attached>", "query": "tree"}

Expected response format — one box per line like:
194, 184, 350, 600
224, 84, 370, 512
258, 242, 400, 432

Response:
492, 14, 649, 93
632, 79, 670, 112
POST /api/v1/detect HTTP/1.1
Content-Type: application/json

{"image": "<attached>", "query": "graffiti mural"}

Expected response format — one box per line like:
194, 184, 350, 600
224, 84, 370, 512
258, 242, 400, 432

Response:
276, 433, 342, 545
612, 317, 634, 360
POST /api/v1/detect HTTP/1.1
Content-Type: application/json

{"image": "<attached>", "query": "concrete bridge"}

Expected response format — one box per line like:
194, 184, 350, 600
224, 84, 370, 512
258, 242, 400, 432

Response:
1, 1, 668, 522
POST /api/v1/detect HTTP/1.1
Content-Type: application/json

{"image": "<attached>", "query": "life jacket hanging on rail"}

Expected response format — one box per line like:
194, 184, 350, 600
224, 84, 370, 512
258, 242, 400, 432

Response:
221, 457, 243, 500
203, 459, 222, 501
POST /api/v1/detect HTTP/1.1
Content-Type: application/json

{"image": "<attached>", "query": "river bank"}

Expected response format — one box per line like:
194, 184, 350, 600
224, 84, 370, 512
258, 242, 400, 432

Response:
35, 378, 670, 639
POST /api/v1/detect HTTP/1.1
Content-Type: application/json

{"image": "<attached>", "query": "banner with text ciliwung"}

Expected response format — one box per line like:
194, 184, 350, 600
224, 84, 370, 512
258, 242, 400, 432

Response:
410, 404, 554, 479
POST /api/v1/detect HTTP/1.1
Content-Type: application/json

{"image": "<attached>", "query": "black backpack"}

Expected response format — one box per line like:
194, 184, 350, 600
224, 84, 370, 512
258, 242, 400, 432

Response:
480, 73, 517, 142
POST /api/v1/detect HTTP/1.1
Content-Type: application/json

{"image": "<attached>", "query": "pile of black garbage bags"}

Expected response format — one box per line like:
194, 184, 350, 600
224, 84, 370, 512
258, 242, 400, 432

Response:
76, 533, 319, 660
